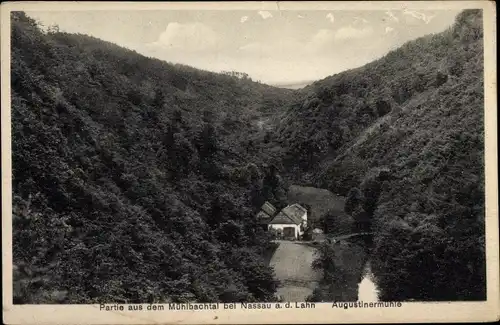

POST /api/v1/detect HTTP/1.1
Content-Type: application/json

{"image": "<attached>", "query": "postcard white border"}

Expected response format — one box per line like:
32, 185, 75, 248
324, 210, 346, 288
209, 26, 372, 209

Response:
2, 1, 498, 324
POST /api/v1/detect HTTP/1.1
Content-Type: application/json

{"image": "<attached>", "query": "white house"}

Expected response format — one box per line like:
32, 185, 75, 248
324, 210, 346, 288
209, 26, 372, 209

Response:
268, 203, 307, 240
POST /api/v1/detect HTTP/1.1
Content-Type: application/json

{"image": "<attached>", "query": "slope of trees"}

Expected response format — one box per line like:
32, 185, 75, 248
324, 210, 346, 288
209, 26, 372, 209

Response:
307, 239, 367, 302
11, 8, 486, 304
11, 11, 292, 304
280, 9, 485, 301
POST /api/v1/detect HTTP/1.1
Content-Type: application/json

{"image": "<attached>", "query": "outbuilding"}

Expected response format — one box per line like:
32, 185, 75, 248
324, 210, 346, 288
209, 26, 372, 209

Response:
268, 203, 307, 240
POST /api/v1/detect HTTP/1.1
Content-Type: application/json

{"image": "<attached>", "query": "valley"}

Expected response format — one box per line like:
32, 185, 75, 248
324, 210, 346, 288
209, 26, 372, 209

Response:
10, 9, 486, 304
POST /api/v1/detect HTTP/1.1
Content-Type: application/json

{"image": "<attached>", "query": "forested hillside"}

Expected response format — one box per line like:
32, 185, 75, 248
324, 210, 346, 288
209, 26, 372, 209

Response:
11, 11, 292, 304
275, 10, 486, 301
11, 8, 486, 304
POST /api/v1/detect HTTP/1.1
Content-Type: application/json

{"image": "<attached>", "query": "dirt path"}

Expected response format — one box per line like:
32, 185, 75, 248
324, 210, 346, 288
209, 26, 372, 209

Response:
269, 241, 321, 301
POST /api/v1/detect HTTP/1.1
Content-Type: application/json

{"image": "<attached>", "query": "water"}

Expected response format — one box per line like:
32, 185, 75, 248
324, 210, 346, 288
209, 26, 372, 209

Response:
357, 262, 379, 301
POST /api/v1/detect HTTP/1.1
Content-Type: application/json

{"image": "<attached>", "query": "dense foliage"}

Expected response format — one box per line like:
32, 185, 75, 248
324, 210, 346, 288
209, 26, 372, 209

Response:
11, 11, 292, 304
280, 10, 486, 301
308, 240, 367, 302
11, 9, 486, 303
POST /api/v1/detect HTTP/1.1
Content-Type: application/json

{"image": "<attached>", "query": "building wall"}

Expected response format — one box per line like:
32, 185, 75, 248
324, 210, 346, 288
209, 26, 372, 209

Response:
302, 212, 308, 228
268, 224, 303, 239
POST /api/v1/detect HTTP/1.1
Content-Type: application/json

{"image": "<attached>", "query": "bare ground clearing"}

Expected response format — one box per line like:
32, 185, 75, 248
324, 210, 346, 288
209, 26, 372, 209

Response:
269, 241, 321, 301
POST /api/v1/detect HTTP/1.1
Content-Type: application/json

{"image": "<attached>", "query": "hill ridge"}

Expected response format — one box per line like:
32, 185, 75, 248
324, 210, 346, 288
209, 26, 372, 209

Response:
10, 9, 486, 303
276, 9, 485, 301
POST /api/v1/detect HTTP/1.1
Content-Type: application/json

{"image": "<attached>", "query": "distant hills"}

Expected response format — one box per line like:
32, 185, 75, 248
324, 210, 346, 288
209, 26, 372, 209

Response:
271, 80, 315, 90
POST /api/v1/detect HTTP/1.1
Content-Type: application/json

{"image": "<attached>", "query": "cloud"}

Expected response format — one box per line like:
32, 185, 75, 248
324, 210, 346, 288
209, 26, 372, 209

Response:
334, 25, 374, 41
310, 29, 334, 43
385, 11, 399, 22
353, 16, 369, 25
239, 39, 303, 57
403, 10, 435, 24
239, 42, 270, 54
385, 26, 395, 34
258, 11, 273, 20
240, 16, 249, 23
307, 25, 374, 52
306, 29, 336, 53
326, 13, 335, 23
149, 22, 218, 52
297, 14, 304, 19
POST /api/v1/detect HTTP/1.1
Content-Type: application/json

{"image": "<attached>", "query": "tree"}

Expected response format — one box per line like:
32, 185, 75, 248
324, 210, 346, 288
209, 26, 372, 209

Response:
153, 87, 165, 108
345, 187, 364, 215
215, 221, 246, 246
47, 24, 60, 34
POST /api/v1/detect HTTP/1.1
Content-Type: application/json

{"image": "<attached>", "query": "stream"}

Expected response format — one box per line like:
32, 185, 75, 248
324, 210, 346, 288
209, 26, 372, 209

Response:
357, 262, 379, 301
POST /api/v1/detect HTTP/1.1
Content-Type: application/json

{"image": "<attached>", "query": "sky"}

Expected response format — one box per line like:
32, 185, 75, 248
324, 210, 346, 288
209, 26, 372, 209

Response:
25, 8, 461, 85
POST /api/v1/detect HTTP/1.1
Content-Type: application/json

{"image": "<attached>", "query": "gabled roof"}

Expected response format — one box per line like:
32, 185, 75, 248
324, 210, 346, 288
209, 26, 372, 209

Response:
256, 211, 270, 219
268, 204, 307, 225
282, 204, 307, 220
261, 201, 277, 217
268, 211, 300, 225
256, 211, 272, 222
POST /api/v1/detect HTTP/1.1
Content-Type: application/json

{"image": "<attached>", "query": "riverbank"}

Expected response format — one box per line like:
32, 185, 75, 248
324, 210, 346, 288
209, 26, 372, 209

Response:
307, 238, 368, 302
